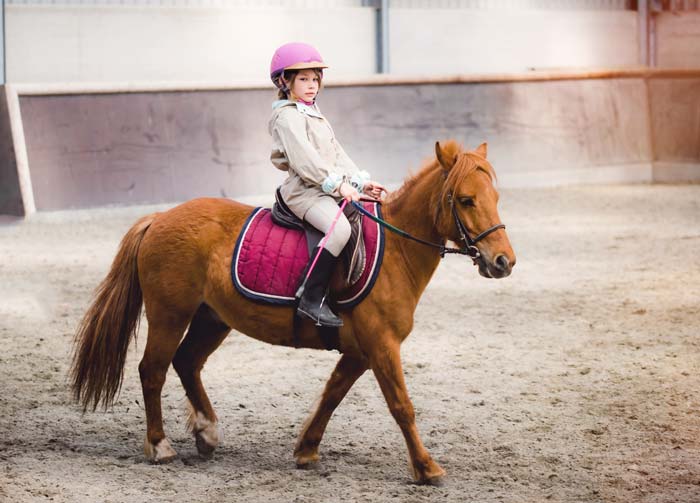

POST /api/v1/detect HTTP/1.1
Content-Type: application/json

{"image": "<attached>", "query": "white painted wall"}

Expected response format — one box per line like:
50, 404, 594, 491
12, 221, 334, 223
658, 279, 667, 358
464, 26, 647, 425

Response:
5, 6, 377, 83
389, 10, 639, 74
6, 6, 700, 84
656, 12, 700, 68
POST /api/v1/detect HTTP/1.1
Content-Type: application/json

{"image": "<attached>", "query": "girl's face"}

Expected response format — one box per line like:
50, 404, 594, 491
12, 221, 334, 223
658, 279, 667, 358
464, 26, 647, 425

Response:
287, 69, 321, 102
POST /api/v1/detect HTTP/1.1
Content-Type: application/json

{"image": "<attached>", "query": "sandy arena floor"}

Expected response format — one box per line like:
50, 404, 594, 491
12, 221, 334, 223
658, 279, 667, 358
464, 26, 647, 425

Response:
1, 184, 699, 503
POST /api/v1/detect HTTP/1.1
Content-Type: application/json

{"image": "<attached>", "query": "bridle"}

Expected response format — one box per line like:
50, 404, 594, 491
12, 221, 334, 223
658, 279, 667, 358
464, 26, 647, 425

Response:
350, 197, 505, 263
445, 194, 505, 260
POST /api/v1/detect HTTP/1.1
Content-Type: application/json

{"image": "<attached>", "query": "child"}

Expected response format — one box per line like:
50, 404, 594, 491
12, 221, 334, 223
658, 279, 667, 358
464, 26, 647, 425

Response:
268, 42, 385, 327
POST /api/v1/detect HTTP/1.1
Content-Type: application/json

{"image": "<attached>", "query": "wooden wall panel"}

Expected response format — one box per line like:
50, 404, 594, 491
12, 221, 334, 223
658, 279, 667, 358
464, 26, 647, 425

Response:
8, 72, 699, 212
0, 87, 25, 216
20, 90, 280, 210
648, 77, 700, 183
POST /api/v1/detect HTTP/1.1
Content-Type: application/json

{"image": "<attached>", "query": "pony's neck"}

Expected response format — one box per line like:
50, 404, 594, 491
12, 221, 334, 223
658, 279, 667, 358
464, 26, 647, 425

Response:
384, 164, 444, 297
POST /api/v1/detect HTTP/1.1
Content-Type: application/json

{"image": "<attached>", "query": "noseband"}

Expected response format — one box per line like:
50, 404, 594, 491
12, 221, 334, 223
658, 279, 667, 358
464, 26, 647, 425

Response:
446, 194, 505, 261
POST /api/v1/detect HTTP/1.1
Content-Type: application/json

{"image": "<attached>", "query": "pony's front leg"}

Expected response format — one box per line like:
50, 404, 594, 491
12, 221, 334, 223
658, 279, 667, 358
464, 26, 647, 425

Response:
370, 341, 445, 484
294, 354, 368, 466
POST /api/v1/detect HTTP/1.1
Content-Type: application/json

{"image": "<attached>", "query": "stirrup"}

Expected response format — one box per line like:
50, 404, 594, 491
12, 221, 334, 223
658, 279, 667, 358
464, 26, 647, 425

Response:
297, 296, 343, 328
296, 308, 343, 327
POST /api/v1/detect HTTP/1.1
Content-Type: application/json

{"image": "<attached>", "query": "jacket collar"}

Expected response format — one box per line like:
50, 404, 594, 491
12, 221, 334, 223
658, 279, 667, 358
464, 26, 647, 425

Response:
272, 99, 324, 119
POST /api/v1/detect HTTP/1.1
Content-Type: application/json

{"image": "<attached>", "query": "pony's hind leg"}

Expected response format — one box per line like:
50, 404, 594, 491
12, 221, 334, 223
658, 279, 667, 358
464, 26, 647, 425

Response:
295, 354, 368, 466
172, 304, 231, 459
139, 304, 192, 464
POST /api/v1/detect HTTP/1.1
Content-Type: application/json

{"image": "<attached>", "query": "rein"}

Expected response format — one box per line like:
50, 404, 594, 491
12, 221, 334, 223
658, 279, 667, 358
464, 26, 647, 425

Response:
351, 200, 504, 261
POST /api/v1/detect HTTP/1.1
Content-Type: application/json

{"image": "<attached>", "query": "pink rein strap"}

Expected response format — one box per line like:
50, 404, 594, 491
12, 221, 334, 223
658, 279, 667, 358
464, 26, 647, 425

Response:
303, 198, 348, 282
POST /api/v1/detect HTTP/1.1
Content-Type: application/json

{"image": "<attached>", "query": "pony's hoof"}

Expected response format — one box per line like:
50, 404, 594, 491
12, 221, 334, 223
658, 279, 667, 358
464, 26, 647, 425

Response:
195, 425, 220, 459
294, 437, 320, 467
187, 408, 220, 459
294, 449, 320, 468
412, 459, 446, 485
144, 437, 178, 464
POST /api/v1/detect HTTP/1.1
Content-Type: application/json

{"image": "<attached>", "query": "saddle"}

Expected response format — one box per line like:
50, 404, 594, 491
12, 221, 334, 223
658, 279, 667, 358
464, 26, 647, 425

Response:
231, 191, 384, 309
271, 188, 366, 285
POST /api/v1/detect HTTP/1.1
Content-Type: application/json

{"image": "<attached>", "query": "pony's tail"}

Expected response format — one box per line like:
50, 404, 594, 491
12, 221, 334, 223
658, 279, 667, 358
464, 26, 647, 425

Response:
70, 213, 158, 412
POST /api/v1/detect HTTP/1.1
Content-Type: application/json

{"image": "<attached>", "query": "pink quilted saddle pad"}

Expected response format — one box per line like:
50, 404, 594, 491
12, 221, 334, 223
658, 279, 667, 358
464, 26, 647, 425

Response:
231, 202, 384, 308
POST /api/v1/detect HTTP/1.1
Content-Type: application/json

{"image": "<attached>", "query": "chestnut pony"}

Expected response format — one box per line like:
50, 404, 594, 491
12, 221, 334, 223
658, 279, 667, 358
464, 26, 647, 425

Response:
71, 140, 515, 484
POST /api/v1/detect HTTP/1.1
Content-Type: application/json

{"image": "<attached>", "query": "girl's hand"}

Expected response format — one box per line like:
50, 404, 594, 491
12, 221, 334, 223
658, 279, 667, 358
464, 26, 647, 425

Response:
339, 182, 361, 202
363, 181, 386, 200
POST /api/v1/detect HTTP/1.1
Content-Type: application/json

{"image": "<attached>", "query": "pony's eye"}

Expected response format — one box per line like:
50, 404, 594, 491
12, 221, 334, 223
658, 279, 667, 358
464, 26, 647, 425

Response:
458, 197, 475, 207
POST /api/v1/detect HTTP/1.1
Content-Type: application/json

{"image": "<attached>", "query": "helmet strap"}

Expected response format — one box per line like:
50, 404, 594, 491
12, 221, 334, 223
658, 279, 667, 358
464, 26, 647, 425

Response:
281, 75, 291, 92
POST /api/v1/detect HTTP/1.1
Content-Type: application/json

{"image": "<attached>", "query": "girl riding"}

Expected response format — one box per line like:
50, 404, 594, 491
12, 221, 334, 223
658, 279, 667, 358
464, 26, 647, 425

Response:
268, 42, 386, 328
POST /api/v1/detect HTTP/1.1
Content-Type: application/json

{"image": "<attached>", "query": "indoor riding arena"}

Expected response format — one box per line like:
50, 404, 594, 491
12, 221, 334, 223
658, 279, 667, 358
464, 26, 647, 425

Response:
1, 2, 699, 502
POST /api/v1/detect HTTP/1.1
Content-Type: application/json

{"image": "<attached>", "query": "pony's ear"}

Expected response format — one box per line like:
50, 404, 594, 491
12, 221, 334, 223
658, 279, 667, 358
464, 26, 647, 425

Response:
475, 142, 488, 158
435, 142, 457, 171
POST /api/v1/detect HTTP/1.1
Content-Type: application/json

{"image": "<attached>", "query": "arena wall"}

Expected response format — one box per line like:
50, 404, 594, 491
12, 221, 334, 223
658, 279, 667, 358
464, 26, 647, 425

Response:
655, 12, 700, 68
2, 68, 698, 215
648, 76, 700, 183
5, 5, 377, 83
2, 7, 646, 85
18, 88, 277, 211
389, 10, 639, 74
0, 88, 25, 216
7, 7, 700, 84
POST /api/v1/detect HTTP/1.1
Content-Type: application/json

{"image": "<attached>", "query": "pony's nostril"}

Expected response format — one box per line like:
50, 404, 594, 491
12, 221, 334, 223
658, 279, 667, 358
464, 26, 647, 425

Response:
495, 254, 509, 271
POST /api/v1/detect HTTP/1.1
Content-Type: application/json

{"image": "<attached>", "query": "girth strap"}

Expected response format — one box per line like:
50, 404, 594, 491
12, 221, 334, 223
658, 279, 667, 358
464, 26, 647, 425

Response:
292, 310, 340, 351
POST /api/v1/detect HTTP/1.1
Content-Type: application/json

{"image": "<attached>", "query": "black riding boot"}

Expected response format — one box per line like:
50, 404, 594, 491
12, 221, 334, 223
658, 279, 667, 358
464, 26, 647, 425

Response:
296, 247, 343, 327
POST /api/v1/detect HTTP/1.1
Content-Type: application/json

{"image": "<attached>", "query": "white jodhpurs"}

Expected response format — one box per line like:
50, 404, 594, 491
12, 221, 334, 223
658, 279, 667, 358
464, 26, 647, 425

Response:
304, 196, 351, 257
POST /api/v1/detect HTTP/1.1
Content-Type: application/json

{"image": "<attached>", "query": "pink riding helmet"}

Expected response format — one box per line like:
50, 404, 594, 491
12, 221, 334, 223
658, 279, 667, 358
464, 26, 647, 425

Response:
270, 42, 328, 87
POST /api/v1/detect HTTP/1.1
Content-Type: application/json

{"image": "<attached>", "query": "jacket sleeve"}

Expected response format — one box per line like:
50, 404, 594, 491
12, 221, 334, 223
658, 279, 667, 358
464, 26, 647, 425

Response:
335, 139, 371, 192
334, 139, 359, 176
272, 109, 342, 193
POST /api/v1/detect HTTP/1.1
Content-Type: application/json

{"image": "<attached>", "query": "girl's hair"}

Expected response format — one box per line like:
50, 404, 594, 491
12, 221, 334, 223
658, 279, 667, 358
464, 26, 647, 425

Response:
277, 68, 324, 100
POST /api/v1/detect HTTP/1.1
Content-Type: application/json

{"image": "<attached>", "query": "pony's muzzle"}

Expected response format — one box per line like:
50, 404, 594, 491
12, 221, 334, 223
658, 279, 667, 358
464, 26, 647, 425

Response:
478, 253, 513, 279
494, 254, 512, 276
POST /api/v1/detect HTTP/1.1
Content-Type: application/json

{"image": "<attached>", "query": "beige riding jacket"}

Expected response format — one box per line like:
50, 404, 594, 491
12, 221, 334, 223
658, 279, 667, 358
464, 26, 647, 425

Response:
268, 100, 366, 218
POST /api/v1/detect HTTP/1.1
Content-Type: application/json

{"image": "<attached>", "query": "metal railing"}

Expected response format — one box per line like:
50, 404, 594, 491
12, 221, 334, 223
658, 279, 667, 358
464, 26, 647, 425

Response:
6, 0, 637, 8
389, 0, 632, 9
7, 0, 700, 8
5, 0, 366, 6
655, 0, 700, 10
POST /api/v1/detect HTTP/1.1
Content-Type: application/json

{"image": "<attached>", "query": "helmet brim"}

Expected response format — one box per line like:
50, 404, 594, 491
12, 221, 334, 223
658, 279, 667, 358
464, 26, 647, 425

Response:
283, 61, 328, 71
